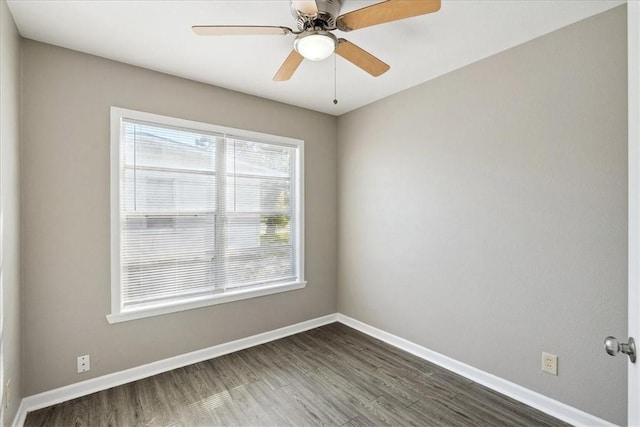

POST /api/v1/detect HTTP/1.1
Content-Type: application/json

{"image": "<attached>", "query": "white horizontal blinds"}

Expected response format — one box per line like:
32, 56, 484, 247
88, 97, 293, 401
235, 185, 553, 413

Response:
224, 138, 296, 289
120, 119, 222, 308
118, 117, 299, 312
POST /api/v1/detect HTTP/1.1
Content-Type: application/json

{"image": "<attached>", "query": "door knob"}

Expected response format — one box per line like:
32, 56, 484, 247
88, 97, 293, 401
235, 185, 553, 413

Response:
604, 336, 636, 363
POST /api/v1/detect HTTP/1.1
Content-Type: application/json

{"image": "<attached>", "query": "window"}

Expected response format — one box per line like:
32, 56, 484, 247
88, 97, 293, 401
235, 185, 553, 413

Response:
108, 108, 305, 323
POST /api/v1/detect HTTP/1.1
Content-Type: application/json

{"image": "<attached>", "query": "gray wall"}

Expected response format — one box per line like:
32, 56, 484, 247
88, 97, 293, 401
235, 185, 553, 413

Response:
20, 40, 338, 396
0, 0, 21, 425
14, 4, 630, 425
337, 6, 627, 425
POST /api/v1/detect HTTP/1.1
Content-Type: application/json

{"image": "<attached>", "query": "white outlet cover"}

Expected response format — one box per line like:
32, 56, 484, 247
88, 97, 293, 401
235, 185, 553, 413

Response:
542, 352, 558, 376
77, 355, 91, 373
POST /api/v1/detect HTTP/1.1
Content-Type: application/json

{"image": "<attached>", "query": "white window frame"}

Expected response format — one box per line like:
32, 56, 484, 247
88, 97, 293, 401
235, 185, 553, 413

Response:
108, 107, 305, 323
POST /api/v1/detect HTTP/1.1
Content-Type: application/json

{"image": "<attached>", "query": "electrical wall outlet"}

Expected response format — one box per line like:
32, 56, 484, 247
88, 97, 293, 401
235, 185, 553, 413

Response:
77, 355, 91, 373
541, 352, 558, 375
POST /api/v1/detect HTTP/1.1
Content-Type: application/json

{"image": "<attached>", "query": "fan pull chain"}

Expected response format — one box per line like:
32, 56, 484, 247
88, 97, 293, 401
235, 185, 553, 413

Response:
333, 53, 338, 105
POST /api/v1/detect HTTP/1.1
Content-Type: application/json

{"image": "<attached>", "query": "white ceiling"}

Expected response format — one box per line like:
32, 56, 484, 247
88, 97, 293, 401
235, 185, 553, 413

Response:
6, 0, 625, 116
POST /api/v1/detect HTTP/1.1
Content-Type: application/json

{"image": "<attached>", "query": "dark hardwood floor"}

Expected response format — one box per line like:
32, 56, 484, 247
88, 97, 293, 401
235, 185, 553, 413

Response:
25, 323, 566, 426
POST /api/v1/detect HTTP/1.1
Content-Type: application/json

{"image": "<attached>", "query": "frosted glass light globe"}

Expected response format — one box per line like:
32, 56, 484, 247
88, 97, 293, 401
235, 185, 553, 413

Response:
295, 33, 336, 61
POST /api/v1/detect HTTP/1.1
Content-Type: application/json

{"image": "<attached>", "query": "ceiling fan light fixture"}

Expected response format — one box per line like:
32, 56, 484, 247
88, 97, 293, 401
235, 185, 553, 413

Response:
294, 32, 336, 61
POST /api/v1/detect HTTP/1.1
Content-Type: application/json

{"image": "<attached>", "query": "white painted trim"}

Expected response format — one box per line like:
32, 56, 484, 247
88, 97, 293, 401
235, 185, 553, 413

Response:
110, 107, 304, 148
628, 2, 640, 426
108, 106, 306, 323
106, 281, 307, 324
13, 312, 612, 427
109, 106, 122, 317
337, 314, 615, 427
15, 313, 337, 424
11, 399, 26, 427
295, 139, 305, 287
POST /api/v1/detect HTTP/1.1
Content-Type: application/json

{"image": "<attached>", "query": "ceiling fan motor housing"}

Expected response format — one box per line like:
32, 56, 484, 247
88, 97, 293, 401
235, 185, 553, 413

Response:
292, 0, 343, 31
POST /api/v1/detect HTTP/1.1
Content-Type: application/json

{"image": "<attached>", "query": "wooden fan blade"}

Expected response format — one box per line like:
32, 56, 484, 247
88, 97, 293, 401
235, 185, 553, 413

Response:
273, 50, 304, 81
336, 0, 441, 32
335, 39, 390, 77
192, 25, 292, 36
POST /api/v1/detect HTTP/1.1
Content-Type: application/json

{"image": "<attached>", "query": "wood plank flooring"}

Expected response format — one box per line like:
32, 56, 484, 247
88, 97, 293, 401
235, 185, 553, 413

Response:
25, 323, 566, 426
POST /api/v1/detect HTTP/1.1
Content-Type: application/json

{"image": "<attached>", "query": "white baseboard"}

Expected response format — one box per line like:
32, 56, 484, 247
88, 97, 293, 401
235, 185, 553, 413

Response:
13, 313, 338, 425
337, 313, 614, 427
11, 400, 26, 427
12, 312, 613, 427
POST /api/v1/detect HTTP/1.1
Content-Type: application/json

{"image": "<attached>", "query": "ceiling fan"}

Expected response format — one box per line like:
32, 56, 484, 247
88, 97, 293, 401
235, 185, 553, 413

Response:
192, 0, 441, 81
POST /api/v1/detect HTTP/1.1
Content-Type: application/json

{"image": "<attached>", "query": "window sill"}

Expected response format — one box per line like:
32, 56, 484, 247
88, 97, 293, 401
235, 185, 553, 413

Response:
106, 280, 307, 324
